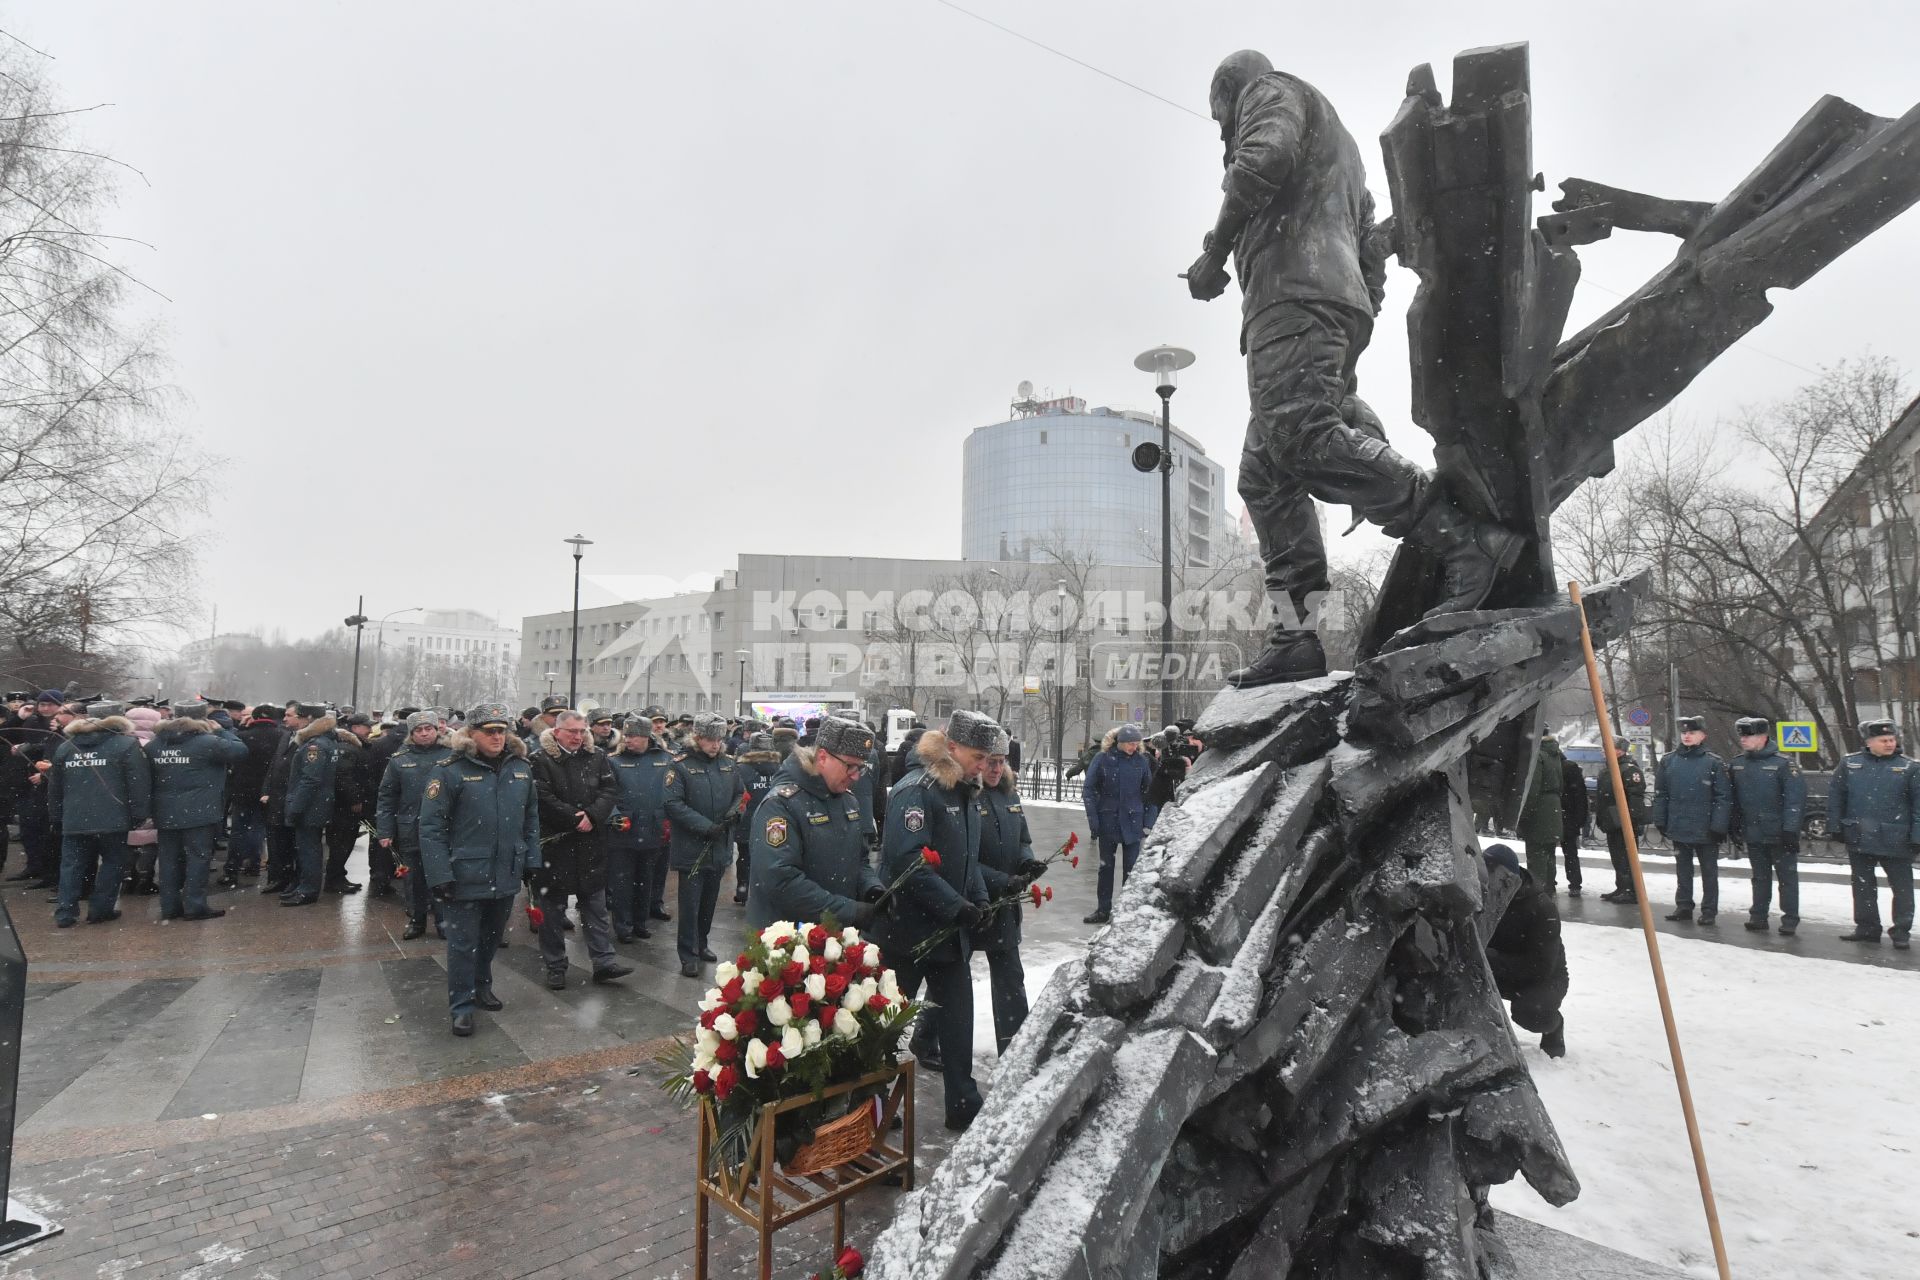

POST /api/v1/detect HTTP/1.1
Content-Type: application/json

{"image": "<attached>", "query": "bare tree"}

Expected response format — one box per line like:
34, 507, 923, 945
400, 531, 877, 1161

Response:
0, 42, 203, 689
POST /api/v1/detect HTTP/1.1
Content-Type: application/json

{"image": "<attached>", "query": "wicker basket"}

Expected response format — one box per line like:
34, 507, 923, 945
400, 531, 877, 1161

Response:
783, 1105, 874, 1176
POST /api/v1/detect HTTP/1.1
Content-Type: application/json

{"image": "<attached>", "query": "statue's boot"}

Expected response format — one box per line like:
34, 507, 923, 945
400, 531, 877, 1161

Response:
1401, 484, 1525, 615
1225, 629, 1326, 689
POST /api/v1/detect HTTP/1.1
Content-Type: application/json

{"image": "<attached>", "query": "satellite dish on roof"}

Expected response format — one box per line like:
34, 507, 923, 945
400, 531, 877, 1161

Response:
1016, 380, 1034, 399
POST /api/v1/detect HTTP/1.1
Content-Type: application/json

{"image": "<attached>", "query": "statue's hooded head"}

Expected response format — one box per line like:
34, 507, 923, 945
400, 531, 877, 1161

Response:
1209, 49, 1274, 156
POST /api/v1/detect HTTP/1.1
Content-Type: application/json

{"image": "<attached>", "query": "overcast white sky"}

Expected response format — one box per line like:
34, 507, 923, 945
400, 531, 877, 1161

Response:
17, 1, 1920, 642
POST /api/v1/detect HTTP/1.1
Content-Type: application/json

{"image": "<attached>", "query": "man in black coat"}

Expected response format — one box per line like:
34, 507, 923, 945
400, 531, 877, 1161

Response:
1481, 844, 1568, 1058
360, 706, 418, 894
1559, 752, 1589, 896
528, 710, 631, 989
260, 705, 305, 895
223, 707, 284, 886
324, 714, 375, 894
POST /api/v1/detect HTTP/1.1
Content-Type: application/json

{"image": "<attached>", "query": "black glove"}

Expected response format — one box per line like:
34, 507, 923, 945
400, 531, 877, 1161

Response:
1782, 832, 1801, 856
1016, 857, 1048, 882
956, 901, 985, 929
861, 884, 886, 904
851, 900, 879, 927
431, 881, 455, 903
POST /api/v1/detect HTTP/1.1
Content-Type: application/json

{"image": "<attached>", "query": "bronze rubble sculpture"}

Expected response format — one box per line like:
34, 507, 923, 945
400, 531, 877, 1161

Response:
868, 41, 1920, 1279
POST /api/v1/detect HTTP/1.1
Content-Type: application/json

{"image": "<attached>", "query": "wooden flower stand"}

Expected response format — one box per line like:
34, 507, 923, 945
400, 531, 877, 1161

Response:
694, 1060, 916, 1280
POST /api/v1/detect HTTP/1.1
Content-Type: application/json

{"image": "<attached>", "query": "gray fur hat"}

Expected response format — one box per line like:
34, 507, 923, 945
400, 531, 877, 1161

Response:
748, 731, 774, 752
404, 709, 442, 732
620, 714, 653, 738
988, 725, 1012, 757
816, 716, 875, 759
692, 711, 728, 741
946, 709, 1001, 752
467, 702, 513, 729
173, 700, 211, 719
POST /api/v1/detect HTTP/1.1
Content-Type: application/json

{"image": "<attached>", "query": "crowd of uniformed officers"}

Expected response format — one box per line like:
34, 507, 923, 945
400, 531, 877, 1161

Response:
1511, 711, 1917, 949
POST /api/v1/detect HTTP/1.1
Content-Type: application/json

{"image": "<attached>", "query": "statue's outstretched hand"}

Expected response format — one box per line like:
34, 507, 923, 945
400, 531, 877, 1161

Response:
1184, 246, 1231, 301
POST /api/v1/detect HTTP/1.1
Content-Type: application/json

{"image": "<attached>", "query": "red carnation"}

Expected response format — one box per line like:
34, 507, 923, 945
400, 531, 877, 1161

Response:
1044, 885, 1054, 901
765, 1045, 786, 1070
781, 960, 805, 985
824, 973, 849, 1000
838, 1245, 865, 1275
867, 993, 890, 1012
692, 1069, 713, 1094
789, 992, 812, 1019
526, 904, 546, 930
721, 976, 745, 1003
1030, 884, 1043, 907
714, 1064, 739, 1100
716, 1040, 739, 1064
810, 954, 829, 975
807, 925, 829, 950
920, 847, 942, 869
734, 1008, 759, 1036
1070, 855, 1080, 869
758, 977, 784, 1000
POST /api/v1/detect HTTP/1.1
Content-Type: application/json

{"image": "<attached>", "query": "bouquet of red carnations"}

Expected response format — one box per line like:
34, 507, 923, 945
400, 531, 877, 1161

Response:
663, 918, 920, 1172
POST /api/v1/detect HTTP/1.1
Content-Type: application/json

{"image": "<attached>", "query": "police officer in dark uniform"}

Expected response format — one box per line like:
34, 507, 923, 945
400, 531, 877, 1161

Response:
881, 709, 996, 1131
1830, 718, 1920, 950
748, 716, 884, 930
1727, 716, 1807, 935
375, 710, 453, 939
1651, 714, 1731, 924
974, 727, 1047, 1055
281, 703, 339, 907
733, 731, 784, 906
146, 700, 249, 921
663, 711, 746, 976
1596, 736, 1649, 904
606, 715, 671, 942
417, 703, 540, 1035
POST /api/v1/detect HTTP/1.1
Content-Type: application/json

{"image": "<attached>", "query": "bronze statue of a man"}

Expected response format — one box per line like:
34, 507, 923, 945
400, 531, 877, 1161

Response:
1188, 50, 1520, 688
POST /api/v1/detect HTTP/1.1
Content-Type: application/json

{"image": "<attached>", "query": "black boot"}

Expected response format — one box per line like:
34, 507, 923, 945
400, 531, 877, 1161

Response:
402, 918, 426, 941
1837, 929, 1880, 943
1664, 906, 1693, 922
1540, 1019, 1566, 1059
1225, 631, 1327, 689
1405, 487, 1525, 616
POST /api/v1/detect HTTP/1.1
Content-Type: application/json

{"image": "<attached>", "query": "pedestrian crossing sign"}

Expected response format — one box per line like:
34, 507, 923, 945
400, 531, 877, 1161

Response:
1778, 721, 1817, 752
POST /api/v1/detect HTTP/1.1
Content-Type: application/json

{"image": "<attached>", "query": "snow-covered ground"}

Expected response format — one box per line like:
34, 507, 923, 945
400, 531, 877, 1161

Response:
1492, 923, 1920, 1279
959, 925, 1917, 1279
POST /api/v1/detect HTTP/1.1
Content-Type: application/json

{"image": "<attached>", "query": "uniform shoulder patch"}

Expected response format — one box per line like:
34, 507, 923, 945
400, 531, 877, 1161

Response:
775, 783, 799, 799
425, 778, 442, 800
903, 805, 925, 833
765, 815, 789, 847
305, 744, 322, 762
664, 768, 676, 785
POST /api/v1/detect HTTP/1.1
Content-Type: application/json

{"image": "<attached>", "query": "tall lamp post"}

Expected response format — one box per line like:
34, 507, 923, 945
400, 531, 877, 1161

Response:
368, 605, 423, 710
344, 595, 368, 707
1133, 345, 1195, 724
736, 648, 751, 718
545, 670, 559, 696
564, 534, 593, 707
1053, 579, 1068, 801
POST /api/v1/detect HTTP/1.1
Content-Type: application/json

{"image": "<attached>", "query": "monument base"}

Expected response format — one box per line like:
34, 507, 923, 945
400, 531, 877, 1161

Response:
1496, 1212, 1687, 1279
0, 1197, 62, 1256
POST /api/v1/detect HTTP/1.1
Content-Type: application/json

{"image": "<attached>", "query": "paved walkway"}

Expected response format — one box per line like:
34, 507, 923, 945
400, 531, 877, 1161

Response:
0, 809, 1898, 1277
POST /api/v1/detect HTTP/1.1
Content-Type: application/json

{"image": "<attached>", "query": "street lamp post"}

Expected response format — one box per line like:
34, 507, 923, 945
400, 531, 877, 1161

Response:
368, 606, 423, 709
544, 670, 559, 696
344, 595, 369, 707
1133, 345, 1195, 725
1054, 580, 1068, 801
736, 649, 751, 718
564, 535, 594, 708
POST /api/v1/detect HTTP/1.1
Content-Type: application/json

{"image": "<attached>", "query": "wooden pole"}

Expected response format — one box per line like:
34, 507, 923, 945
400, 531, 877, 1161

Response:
1569, 580, 1732, 1280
